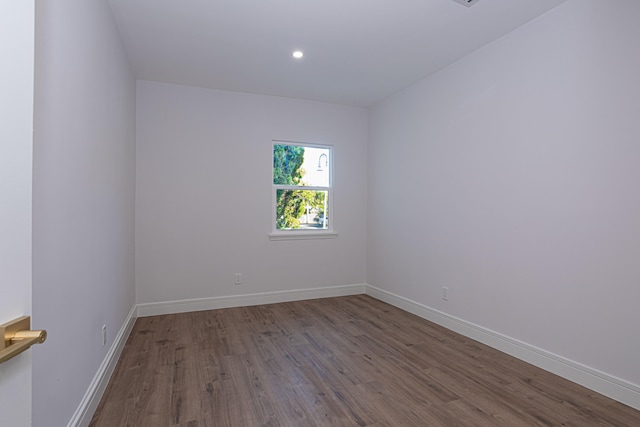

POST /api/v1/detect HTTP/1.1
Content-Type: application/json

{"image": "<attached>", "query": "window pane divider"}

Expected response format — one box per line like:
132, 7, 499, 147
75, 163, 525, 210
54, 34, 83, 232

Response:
273, 185, 330, 191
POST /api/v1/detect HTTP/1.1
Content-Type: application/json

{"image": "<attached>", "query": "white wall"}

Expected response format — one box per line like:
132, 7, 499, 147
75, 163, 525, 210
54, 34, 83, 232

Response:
368, 0, 640, 389
136, 81, 368, 305
32, 0, 136, 425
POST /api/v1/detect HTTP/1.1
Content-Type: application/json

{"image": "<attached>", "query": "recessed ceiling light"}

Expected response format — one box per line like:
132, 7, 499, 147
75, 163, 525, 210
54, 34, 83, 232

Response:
292, 50, 304, 59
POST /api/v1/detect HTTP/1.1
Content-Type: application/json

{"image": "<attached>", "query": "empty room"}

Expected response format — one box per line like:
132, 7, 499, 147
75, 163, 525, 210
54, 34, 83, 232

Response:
2, 0, 639, 426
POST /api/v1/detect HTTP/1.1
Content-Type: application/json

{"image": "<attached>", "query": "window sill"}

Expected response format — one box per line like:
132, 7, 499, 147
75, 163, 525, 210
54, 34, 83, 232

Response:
269, 231, 338, 241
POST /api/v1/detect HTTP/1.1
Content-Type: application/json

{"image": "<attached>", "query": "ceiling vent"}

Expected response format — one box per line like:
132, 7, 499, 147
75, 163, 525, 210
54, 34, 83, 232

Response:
451, 0, 481, 7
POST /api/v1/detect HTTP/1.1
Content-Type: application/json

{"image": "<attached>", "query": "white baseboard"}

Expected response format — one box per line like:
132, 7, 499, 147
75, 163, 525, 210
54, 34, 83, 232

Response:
67, 304, 138, 427
137, 284, 367, 317
365, 284, 640, 411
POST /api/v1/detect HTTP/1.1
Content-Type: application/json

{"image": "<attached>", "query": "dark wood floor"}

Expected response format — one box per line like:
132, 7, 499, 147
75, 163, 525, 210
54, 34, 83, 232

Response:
90, 295, 640, 426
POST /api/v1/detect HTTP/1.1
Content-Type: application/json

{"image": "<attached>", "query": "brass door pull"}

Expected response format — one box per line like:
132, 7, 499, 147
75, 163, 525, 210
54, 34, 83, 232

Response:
0, 316, 47, 364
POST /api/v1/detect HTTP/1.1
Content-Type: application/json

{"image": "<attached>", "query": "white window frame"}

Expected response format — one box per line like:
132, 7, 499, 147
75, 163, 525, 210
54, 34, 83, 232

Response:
269, 140, 337, 241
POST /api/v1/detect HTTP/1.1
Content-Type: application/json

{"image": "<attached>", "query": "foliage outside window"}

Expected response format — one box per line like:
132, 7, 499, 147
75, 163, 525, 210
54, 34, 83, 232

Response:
273, 142, 332, 232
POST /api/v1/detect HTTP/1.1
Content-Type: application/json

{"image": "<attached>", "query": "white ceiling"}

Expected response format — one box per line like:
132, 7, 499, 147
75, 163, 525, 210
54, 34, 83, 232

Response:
108, 0, 567, 107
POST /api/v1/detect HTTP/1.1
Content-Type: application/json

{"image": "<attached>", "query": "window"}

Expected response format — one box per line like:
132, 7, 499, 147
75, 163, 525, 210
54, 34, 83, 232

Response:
271, 141, 334, 239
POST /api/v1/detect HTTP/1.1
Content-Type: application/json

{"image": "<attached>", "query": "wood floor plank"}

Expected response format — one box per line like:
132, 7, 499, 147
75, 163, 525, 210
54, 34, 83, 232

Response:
90, 295, 640, 426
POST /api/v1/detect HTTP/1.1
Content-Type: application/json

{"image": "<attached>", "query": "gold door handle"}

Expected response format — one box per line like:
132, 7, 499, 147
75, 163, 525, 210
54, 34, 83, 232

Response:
0, 316, 47, 364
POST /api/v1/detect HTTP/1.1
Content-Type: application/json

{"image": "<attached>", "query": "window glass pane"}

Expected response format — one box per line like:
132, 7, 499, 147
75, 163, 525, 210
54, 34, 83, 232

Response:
276, 190, 328, 230
273, 144, 330, 187
273, 144, 304, 185
301, 146, 330, 187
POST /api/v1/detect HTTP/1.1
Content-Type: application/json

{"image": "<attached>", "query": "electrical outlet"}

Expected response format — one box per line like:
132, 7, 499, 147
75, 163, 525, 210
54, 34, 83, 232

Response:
102, 325, 107, 346
234, 273, 242, 285
442, 287, 449, 301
